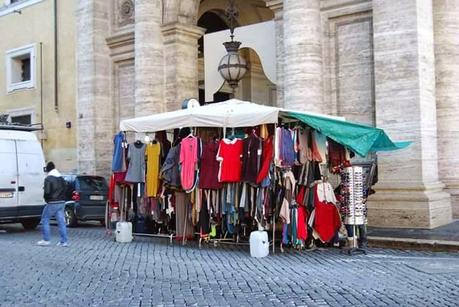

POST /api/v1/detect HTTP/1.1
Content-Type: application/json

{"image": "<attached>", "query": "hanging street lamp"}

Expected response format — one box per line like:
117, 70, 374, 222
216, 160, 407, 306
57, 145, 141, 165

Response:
217, 0, 248, 96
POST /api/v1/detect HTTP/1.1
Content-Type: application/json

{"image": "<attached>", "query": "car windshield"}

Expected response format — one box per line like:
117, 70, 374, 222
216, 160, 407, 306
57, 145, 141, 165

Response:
77, 176, 108, 191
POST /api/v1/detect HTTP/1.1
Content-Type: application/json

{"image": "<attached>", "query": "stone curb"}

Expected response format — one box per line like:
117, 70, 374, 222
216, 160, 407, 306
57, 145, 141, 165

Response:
368, 236, 459, 252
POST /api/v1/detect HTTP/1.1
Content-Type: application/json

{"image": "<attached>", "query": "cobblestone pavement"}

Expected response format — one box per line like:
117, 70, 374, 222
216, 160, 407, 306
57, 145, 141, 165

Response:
0, 224, 458, 307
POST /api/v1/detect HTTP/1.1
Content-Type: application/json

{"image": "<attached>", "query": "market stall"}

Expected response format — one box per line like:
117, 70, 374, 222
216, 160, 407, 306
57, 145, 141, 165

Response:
109, 99, 409, 254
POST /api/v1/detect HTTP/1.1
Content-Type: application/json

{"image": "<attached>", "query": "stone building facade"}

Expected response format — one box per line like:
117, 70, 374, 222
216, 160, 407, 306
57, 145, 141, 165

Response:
76, 0, 459, 229
0, 0, 77, 173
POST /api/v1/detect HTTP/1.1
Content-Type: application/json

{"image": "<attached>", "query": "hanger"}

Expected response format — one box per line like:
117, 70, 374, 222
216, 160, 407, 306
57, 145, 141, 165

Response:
186, 127, 196, 138
133, 139, 144, 149
172, 138, 180, 147
226, 127, 241, 140
122, 137, 128, 148
293, 122, 303, 130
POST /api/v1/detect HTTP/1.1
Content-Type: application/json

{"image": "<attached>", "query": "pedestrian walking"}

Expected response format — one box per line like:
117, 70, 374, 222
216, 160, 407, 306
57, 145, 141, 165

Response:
36, 162, 69, 247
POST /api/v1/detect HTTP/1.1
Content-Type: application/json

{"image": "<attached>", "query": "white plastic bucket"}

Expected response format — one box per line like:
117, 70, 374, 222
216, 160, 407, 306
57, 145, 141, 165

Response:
115, 222, 133, 243
249, 230, 269, 258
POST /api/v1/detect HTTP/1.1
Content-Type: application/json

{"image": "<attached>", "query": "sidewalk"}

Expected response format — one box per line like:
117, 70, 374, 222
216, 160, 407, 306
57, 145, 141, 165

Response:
367, 220, 459, 252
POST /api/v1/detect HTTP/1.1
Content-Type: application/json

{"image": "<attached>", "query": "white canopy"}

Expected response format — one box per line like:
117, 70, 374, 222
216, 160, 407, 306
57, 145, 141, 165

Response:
120, 99, 343, 132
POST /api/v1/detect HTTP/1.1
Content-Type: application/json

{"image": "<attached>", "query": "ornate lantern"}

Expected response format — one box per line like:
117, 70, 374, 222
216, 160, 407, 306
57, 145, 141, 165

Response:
217, 0, 248, 94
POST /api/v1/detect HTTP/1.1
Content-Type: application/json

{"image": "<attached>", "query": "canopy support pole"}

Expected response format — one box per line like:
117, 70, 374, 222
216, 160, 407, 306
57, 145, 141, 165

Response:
272, 123, 277, 255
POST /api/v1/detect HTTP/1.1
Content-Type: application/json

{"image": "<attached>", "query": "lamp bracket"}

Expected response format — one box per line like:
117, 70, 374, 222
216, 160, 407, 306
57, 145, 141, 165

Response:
225, 0, 238, 41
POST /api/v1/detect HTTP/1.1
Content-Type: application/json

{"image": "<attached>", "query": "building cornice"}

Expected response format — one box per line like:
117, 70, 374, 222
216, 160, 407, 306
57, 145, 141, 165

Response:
161, 22, 206, 41
106, 30, 135, 50
106, 30, 135, 61
265, 0, 283, 12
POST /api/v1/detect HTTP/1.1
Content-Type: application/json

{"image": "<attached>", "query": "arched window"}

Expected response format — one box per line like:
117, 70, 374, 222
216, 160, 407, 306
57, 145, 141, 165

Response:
197, 11, 229, 57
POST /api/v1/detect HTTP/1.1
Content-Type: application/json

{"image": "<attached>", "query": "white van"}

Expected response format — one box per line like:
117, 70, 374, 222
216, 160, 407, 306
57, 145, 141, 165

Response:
0, 127, 45, 229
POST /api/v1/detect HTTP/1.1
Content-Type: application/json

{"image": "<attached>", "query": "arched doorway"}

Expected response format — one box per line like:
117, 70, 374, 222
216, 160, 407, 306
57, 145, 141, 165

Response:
197, 10, 232, 104
197, 0, 275, 105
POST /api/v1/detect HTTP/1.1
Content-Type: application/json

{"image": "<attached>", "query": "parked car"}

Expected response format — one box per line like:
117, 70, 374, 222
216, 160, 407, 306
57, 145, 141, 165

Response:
63, 175, 108, 227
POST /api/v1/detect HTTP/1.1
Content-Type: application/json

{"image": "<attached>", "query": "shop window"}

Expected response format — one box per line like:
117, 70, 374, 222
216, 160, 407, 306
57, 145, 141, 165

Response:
6, 44, 35, 92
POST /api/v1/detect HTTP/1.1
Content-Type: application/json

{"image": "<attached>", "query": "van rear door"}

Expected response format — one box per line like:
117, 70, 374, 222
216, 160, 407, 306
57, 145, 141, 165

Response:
16, 139, 45, 217
0, 139, 19, 218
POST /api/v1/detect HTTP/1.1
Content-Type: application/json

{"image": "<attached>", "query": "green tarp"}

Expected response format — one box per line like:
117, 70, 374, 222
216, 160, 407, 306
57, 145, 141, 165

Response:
286, 111, 411, 157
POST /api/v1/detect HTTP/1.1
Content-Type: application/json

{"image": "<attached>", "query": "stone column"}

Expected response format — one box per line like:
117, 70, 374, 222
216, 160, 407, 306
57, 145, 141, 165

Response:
369, 0, 451, 228
76, 0, 112, 176
161, 23, 204, 111
134, 0, 164, 116
265, 0, 284, 107
434, 0, 459, 218
282, 0, 324, 113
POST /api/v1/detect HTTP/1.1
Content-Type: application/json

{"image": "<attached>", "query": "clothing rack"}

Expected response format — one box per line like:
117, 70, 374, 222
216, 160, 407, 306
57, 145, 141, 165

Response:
113, 120, 361, 255
198, 232, 246, 248
133, 232, 175, 245
133, 186, 175, 245
117, 124, 279, 253
114, 183, 176, 244
197, 217, 275, 249
195, 126, 278, 251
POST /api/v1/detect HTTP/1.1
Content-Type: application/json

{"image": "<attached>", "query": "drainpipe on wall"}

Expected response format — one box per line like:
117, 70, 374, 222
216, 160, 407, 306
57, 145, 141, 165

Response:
53, 0, 58, 112
40, 42, 44, 148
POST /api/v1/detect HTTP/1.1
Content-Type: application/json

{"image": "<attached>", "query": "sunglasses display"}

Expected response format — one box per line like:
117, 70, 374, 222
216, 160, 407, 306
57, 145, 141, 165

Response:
340, 166, 366, 225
